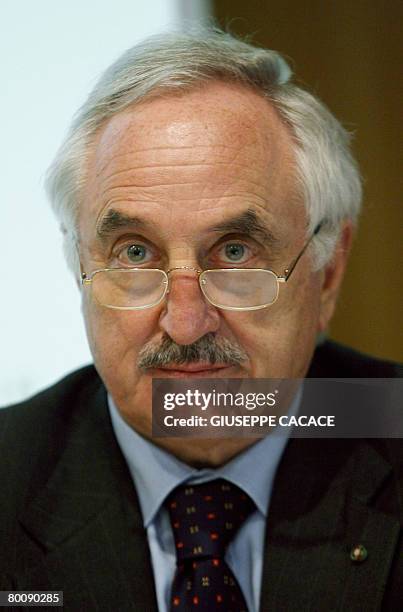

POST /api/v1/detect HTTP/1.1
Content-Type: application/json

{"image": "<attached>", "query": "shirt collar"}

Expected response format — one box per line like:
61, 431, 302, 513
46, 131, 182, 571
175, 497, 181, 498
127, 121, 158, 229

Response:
108, 390, 300, 527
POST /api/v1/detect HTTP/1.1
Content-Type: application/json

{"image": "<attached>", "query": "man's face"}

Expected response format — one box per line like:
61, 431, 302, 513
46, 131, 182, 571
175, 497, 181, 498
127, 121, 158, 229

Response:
78, 82, 337, 463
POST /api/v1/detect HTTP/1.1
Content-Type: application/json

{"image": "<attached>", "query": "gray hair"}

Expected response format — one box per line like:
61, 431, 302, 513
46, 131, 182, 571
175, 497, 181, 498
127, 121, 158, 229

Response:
45, 27, 362, 275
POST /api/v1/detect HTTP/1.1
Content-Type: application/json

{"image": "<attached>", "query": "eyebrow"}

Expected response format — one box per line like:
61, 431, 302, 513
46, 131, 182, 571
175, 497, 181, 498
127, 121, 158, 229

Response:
95, 207, 278, 247
210, 209, 278, 246
96, 209, 150, 242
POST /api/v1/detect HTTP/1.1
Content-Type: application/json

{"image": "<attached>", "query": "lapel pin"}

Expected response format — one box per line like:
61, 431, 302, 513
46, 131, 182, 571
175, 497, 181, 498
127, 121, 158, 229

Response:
350, 544, 368, 563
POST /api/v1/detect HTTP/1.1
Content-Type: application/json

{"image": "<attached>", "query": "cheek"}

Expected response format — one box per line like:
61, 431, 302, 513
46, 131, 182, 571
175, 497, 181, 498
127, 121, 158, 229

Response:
82, 297, 157, 377
225, 277, 322, 377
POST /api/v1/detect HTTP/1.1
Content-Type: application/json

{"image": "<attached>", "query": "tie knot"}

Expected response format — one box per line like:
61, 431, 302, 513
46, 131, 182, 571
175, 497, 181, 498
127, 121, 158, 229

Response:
165, 479, 255, 562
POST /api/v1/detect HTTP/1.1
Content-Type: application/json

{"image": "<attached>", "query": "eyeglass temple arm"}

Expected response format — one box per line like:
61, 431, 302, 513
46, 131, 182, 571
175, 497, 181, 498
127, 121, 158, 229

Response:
74, 240, 90, 285
280, 222, 323, 282
80, 267, 90, 284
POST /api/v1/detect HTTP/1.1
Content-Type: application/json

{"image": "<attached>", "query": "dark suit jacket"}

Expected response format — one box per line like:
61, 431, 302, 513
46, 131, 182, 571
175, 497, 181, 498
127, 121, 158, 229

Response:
1, 341, 402, 611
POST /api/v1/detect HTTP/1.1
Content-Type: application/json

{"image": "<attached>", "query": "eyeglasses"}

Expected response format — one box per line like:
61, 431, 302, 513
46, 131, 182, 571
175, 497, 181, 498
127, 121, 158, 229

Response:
81, 223, 322, 311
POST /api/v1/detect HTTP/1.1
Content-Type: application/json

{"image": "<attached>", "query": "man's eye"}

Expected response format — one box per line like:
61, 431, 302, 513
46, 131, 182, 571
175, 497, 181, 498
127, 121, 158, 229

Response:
125, 244, 149, 263
222, 243, 248, 263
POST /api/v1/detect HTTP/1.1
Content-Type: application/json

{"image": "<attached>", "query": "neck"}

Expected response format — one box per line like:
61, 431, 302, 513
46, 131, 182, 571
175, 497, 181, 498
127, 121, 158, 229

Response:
149, 436, 258, 468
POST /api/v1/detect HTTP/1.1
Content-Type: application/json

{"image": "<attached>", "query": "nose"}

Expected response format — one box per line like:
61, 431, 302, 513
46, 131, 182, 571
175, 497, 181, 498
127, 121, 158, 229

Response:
158, 269, 220, 345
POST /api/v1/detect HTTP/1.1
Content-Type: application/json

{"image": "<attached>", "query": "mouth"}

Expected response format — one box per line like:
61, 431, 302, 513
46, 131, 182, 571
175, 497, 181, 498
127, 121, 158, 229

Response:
148, 363, 236, 378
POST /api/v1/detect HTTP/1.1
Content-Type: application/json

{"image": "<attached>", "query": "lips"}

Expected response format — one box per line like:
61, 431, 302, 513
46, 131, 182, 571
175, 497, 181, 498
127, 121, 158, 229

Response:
150, 363, 234, 378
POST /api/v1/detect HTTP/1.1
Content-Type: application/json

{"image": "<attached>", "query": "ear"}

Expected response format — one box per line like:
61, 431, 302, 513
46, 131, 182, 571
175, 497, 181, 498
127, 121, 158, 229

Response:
75, 265, 83, 290
318, 221, 354, 332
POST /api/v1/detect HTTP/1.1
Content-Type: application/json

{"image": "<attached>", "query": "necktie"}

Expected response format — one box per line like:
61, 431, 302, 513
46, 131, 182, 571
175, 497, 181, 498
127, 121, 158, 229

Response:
165, 478, 255, 611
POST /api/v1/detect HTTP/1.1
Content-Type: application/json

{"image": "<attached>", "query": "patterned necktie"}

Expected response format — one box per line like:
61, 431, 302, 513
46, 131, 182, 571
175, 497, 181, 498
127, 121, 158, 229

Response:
165, 478, 255, 611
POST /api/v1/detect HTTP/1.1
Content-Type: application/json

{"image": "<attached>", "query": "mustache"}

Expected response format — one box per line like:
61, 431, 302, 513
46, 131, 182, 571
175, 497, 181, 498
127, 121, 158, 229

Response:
137, 333, 248, 370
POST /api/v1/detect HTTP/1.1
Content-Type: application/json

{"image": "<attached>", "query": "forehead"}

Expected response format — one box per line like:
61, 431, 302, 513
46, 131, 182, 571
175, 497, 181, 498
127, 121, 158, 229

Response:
81, 81, 304, 240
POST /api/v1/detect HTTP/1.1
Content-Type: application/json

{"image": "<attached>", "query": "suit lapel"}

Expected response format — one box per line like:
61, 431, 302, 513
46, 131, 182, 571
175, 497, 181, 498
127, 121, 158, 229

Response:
259, 438, 400, 611
18, 383, 158, 611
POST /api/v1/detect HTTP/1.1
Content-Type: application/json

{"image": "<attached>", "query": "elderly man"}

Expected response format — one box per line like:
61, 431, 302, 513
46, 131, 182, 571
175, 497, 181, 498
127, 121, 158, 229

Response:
1, 29, 401, 611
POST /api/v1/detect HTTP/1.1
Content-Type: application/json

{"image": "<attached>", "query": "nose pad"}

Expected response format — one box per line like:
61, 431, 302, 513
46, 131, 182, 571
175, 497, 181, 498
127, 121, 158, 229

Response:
158, 269, 220, 345
165, 266, 202, 297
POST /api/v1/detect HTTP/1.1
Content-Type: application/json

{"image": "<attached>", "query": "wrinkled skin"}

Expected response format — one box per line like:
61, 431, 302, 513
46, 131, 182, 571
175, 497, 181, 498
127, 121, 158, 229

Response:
78, 82, 352, 466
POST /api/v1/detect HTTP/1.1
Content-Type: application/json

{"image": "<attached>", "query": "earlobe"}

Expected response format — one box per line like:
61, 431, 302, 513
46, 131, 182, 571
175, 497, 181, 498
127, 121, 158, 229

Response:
318, 221, 354, 332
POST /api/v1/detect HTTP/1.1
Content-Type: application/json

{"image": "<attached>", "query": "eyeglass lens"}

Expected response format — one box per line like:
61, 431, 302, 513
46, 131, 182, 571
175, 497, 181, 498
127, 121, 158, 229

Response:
92, 269, 167, 309
200, 269, 278, 309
